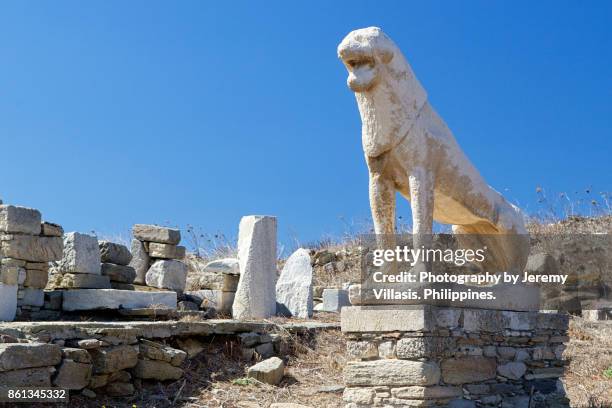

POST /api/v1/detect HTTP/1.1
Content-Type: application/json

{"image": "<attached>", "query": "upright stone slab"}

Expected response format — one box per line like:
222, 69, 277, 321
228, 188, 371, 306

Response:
232, 215, 277, 319
58, 232, 101, 274
276, 248, 313, 318
129, 239, 150, 284
0, 284, 18, 321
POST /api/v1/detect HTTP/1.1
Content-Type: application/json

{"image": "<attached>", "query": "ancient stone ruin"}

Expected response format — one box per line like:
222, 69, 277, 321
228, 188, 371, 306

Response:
0, 204, 63, 321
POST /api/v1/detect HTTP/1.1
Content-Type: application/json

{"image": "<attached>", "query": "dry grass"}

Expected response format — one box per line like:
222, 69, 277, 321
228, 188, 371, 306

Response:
564, 316, 612, 407
54, 327, 342, 408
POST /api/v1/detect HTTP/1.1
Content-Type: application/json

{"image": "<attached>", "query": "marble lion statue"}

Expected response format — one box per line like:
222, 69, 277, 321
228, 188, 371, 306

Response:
338, 27, 529, 273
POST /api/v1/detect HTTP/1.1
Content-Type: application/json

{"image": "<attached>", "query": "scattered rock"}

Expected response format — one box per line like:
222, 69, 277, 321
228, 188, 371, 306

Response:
247, 356, 284, 385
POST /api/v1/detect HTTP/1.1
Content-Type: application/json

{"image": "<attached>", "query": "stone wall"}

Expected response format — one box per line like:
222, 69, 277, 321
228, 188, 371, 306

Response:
0, 205, 64, 321
341, 306, 570, 408
0, 320, 314, 399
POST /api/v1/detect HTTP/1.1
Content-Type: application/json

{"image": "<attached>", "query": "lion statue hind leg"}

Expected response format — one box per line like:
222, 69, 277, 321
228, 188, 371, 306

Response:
452, 222, 529, 274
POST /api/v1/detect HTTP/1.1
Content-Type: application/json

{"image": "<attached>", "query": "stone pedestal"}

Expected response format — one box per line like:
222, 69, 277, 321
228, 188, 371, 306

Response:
341, 306, 570, 407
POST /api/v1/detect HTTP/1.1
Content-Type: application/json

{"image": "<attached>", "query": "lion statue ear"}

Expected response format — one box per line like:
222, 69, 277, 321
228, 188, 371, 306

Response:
377, 48, 394, 64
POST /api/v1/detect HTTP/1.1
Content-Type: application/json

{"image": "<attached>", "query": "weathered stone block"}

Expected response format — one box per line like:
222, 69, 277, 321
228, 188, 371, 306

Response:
62, 348, 92, 363
341, 306, 434, 332
132, 224, 181, 245
346, 340, 379, 360
247, 356, 284, 385
391, 386, 462, 399
101, 263, 136, 283
232, 215, 277, 319
133, 359, 183, 380
88, 345, 138, 374
19, 288, 44, 306
62, 289, 177, 311
0, 343, 61, 371
0, 205, 41, 235
343, 387, 375, 404
276, 248, 313, 318
99, 241, 132, 265
145, 259, 187, 291
58, 273, 111, 289
24, 269, 48, 288
322, 289, 350, 312
396, 337, 453, 359
344, 360, 440, 386
441, 357, 496, 384
129, 238, 150, 284
58, 232, 101, 274
186, 290, 234, 314
139, 341, 186, 366
41, 222, 63, 237
0, 266, 21, 286
0, 367, 51, 387
147, 242, 186, 259
1, 235, 63, 262
497, 361, 527, 380
53, 359, 92, 390
202, 258, 239, 275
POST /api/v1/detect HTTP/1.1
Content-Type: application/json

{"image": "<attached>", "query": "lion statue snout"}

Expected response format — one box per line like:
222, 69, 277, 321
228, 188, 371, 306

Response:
338, 26, 395, 92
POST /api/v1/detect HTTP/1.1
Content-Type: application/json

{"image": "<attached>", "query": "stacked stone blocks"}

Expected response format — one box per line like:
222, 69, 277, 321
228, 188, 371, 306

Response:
0, 204, 64, 321
129, 224, 187, 292
342, 306, 570, 408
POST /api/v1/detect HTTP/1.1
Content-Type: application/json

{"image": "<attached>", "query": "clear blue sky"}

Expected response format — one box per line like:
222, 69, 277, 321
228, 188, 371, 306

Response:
1, 1, 610, 250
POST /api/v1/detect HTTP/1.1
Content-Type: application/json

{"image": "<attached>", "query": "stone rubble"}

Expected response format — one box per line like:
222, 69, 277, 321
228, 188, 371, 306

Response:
247, 356, 285, 385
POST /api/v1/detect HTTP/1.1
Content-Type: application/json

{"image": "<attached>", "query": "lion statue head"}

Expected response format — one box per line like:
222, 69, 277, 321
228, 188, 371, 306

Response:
338, 27, 427, 157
